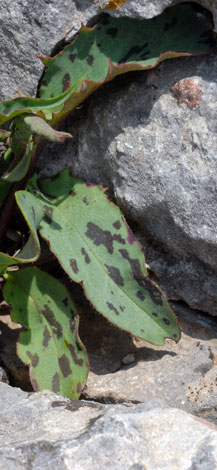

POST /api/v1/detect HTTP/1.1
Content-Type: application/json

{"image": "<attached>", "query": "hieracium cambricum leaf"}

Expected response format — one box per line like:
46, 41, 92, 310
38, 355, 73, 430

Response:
3, 267, 88, 398
38, 3, 215, 127
27, 170, 180, 346
0, 4, 215, 127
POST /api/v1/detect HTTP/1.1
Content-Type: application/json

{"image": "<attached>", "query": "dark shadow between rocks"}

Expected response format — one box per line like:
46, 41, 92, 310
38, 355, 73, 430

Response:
0, 320, 33, 391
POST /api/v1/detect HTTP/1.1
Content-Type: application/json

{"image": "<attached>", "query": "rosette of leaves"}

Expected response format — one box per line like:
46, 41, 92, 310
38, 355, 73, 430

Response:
0, 4, 215, 398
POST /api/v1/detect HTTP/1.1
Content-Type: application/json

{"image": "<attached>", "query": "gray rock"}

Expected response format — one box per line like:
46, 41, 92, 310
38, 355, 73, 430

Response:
0, 1, 91, 101
38, 51, 217, 314
81, 302, 217, 425
1, 381, 217, 470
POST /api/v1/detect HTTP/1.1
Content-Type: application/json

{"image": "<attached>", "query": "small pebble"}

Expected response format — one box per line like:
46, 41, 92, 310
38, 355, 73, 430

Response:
122, 354, 135, 365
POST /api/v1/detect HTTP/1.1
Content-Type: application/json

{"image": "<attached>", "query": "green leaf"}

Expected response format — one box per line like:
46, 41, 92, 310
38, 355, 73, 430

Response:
3, 267, 88, 398
0, 76, 87, 125
23, 115, 72, 142
0, 190, 43, 272
1, 141, 33, 182
38, 3, 215, 126
27, 170, 180, 345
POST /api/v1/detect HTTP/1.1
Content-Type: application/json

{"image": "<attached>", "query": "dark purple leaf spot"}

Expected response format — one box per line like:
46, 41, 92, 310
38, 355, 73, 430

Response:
142, 279, 163, 306
119, 249, 145, 286
127, 226, 136, 245
82, 197, 89, 205
58, 354, 72, 377
113, 220, 121, 230
63, 298, 68, 307
106, 27, 118, 38
152, 312, 158, 318
141, 329, 145, 333
19, 308, 22, 313
136, 290, 145, 301
118, 42, 149, 64
119, 305, 125, 312
77, 382, 82, 394
86, 182, 94, 187
76, 340, 83, 352
113, 234, 125, 245
81, 247, 91, 264
62, 72, 70, 92
120, 250, 163, 305
140, 51, 150, 60
86, 222, 114, 254
44, 205, 53, 224
85, 222, 125, 253
26, 351, 39, 368
163, 317, 170, 325
86, 54, 94, 66
173, 333, 178, 339
31, 206, 36, 221
43, 326, 51, 347
70, 258, 79, 274
42, 305, 63, 339
67, 344, 83, 366
107, 302, 120, 316
52, 372, 60, 393
69, 319, 75, 333
69, 53, 77, 63
70, 189, 76, 196
105, 264, 124, 286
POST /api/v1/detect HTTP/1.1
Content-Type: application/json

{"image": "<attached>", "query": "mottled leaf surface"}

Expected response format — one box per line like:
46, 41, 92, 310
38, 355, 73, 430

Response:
0, 5, 215, 127
0, 77, 85, 125
28, 170, 180, 345
3, 267, 88, 398
0, 191, 43, 272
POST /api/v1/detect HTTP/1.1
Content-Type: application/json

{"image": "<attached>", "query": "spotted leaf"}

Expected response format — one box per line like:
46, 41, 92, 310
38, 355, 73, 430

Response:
0, 5, 215, 128
3, 267, 88, 398
38, 3, 215, 127
27, 170, 180, 345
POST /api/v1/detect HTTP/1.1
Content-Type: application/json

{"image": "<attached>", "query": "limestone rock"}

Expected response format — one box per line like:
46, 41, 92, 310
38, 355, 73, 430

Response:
0, 1, 89, 100
1, 381, 217, 470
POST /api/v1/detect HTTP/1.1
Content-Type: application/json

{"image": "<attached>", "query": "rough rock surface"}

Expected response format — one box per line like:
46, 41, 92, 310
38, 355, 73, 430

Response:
1, 381, 217, 470
1, 0, 217, 101
0, 1, 90, 101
